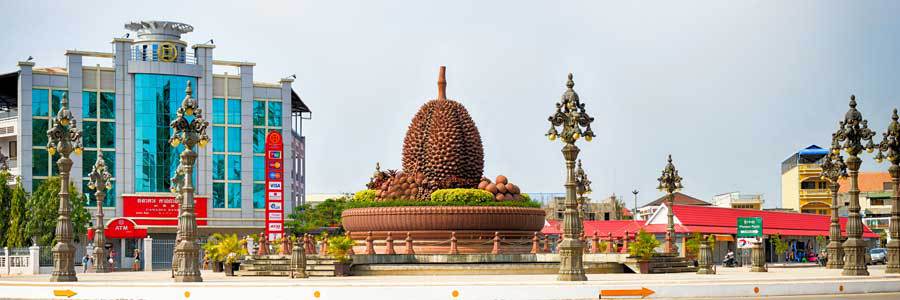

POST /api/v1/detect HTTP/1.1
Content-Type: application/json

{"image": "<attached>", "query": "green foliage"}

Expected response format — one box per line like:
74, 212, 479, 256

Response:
203, 233, 248, 264
628, 229, 660, 260
520, 193, 532, 202
684, 233, 714, 259
816, 235, 827, 249
353, 189, 377, 202
25, 177, 90, 246
6, 178, 28, 247
430, 189, 495, 202
771, 234, 789, 260
344, 199, 542, 209
287, 198, 349, 234
326, 235, 355, 264
0, 172, 13, 246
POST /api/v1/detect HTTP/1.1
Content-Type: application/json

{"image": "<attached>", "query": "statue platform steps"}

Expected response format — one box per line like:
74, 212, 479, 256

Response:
624, 253, 698, 274
236, 254, 336, 277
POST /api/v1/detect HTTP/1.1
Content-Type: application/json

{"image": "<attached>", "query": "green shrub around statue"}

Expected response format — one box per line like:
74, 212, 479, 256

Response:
629, 229, 661, 260
348, 188, 540, 208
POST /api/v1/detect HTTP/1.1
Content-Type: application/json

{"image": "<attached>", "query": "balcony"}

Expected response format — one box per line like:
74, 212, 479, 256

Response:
0, 115, 16, 138
798, 164, 823, 176
799, 189, 831, 198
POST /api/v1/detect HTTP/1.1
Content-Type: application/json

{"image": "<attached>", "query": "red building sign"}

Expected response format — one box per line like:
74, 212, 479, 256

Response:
265, 130, 285, 241
104, 218, 148, 239
122, 194, 208, 226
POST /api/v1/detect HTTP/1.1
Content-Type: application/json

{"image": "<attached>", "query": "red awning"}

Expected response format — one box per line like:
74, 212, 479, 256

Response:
105, 218, 148, 239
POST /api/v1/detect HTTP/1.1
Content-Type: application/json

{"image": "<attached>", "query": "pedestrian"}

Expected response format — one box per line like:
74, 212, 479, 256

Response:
133, 249, 141, 271
109, 249, 117, 271
81, 254, 91, 273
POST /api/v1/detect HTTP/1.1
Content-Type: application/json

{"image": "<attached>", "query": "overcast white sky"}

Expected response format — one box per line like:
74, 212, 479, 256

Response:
2, 1, 899, 208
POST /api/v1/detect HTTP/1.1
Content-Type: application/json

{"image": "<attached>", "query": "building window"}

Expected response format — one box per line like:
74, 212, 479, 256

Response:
871, 198, 885, 206
8, 141, 15, 159
82, 90, 116, 207
133, 74, 197, 192
252, 98, 282, 209
212, 97, 241, 209
885, 182, 893, 191
31, 88, 65, 190
801, 181, 818, 189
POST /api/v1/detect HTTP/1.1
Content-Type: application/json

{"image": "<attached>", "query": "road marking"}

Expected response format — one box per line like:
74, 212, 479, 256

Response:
53, 289, 77, 298
185, 291, 191, 298
754, 287, 760, 294
599, 287, 654, 299
452, 290, 459, 298
314, 290, 321, 298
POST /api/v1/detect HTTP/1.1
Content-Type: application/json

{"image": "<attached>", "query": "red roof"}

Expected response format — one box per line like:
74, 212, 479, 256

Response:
643, 192, 711, 207
540, 205, 879, 239
659, 205, 879, 238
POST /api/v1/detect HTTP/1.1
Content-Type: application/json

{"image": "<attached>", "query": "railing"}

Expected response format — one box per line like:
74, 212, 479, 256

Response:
39, 246, 53, 267
130, 47, 197, 64
1, 247, 38, 275
864, 217, 891, 229
798, 164, 823, 172
526, 192, 565, 206
799, 189, 831, 197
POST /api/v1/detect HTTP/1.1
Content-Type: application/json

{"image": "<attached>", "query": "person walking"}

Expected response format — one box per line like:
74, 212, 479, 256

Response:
109, 249, 117, 271
81, 254, 91, 273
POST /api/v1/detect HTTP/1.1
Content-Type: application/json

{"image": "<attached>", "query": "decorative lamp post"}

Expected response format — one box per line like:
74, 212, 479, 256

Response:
48, 95, 84, 282
170, 82, 210, 282
697, 235, 715, 275
632, 190, 639, 220
546, 73, 595, 281
574, 159, 592, 222
874, 108, 900, 273
657, 154, 684, 254
88, 152, 113, 273
831, 95, 877, 276
820, 145, 847, 269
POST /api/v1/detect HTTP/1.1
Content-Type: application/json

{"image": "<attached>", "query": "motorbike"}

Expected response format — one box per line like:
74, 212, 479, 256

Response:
723, 251, 737, 267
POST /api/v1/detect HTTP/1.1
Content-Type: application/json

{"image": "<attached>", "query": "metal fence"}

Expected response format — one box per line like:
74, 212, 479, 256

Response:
152, 238, 176, 270
39, 247, 52, 267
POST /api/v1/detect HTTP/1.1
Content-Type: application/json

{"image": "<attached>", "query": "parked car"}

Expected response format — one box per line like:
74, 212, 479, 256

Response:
869, 248, 887, 265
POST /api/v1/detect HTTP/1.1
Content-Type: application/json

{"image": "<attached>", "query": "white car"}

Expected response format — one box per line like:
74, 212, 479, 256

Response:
869, 248, 886, 265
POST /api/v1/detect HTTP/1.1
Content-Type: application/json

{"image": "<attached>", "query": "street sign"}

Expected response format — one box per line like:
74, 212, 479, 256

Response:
737, 237, 760, 249
737, 217, 762, 237
265, 131, 285, 241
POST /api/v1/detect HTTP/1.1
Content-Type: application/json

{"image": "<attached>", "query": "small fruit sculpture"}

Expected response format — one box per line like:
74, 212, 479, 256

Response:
477, 175, 524, 201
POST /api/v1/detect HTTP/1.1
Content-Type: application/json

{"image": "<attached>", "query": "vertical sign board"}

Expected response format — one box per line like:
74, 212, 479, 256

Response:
737, 217, 763, 249
265, 131, 285, 241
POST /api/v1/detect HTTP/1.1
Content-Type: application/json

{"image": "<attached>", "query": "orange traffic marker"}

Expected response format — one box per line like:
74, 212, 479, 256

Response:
600, 287, 655, 299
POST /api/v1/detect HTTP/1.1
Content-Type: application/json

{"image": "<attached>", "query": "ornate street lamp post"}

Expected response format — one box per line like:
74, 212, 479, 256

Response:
831, 95, 877, 276
170, 82, 210, 282
574, 159, 592, 222
874, 108, 900, 273
546, 73, 595, 281
657, 155, 683, 254
632, 190, 639, 220
48, 95, 84, 282
88, 152, 113, 273
820, 146, 847, 269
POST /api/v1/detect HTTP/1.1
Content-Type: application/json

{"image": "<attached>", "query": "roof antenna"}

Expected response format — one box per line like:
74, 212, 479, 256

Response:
437, 66, 447, 100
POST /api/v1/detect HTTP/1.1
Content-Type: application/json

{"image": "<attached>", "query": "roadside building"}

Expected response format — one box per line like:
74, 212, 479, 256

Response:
635, 192, 711, 221
780, 145, 830, 214
837, 172, 893, 242
544, 204, 880, 264
0, 20, 312, 270
713, 192, 764, 210
545, 194, 630, 221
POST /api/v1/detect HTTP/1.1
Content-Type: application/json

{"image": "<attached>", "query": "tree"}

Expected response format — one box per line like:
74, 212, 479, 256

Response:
770, 234, 789, 262
629, 229, 661, 260
5, 177, 28, 247
25, 177, 90, 246
0, 172, 12, 246
684, 233, 715, 260
287, 197, 349, 234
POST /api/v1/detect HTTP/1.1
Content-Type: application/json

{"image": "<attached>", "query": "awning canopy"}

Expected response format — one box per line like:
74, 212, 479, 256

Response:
105, 218, 148, 239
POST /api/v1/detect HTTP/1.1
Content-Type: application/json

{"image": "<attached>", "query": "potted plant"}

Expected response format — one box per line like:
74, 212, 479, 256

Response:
202, 235, 224, 272
216, 234, 248, 276
628, 229, 660, 273
327, 235, 354, 276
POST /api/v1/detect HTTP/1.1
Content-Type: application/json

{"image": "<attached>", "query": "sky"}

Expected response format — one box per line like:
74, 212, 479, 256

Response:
2, 1, 900, 209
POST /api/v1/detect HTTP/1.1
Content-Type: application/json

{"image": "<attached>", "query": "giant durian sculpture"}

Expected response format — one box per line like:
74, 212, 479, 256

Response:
375, 66, 485, 200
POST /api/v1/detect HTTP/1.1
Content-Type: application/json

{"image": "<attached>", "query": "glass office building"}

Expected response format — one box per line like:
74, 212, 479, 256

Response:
0, 20, 311, 270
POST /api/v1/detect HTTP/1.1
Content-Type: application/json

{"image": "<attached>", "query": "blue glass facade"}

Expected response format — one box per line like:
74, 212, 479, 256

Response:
211, 97, 241, 209
133, 74, 197, 192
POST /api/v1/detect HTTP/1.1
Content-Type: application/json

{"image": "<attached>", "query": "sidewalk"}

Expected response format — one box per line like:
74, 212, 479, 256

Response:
1, 265, 898, 299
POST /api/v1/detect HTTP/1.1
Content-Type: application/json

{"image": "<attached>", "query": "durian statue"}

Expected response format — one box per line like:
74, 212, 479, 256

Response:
375, 66, 485, 200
